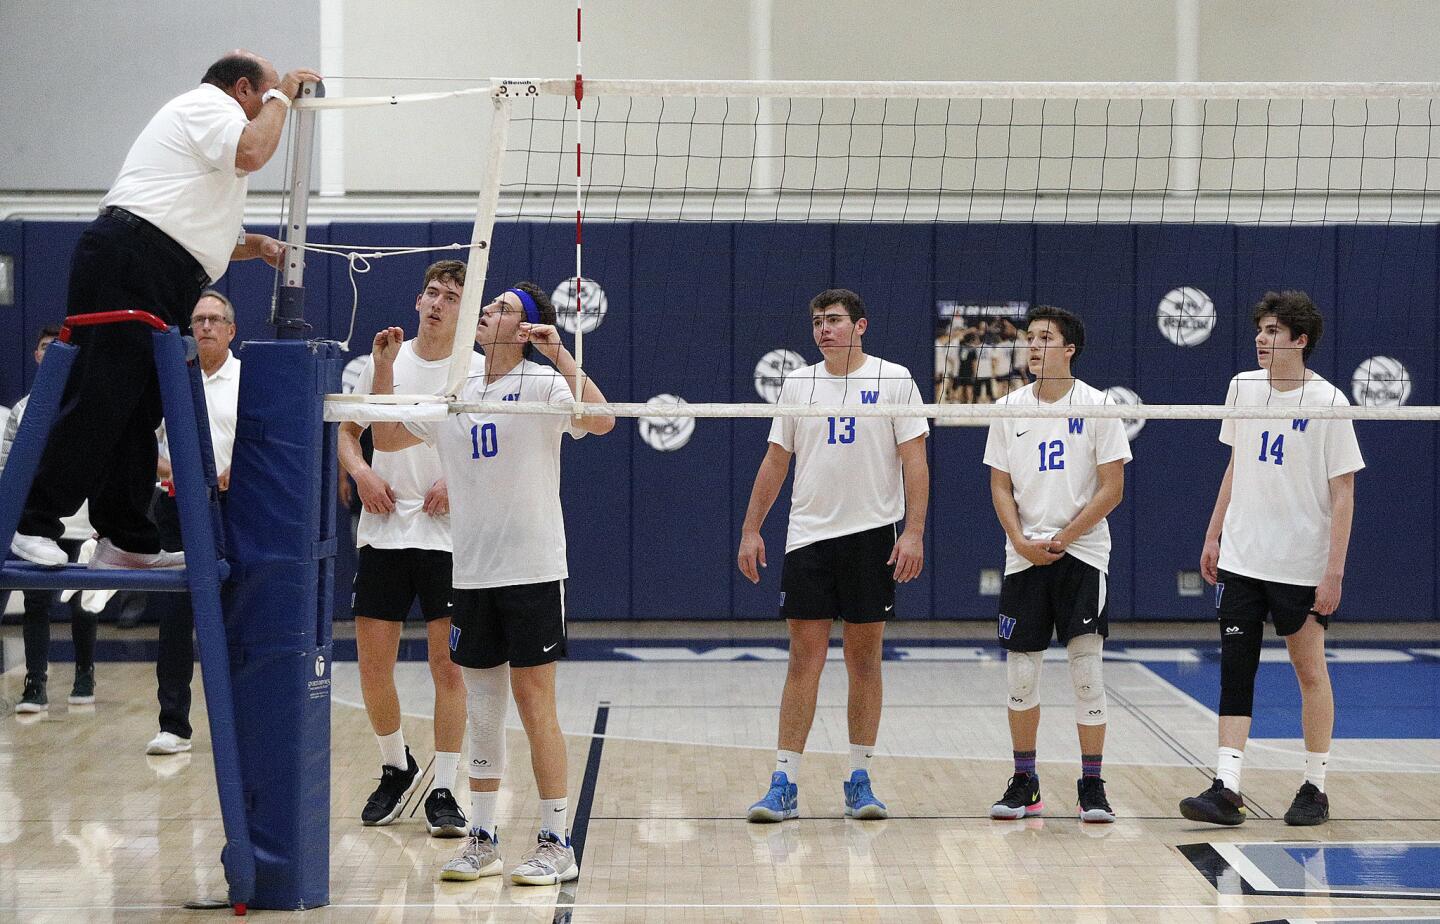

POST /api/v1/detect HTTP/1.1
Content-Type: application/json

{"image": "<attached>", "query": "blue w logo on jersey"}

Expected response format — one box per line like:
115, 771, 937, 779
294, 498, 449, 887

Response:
998, 614, 1017, 639
502, 392, 521, 402
1068, 418, 1084, 434
860, 390, 880, 404
1291, 419, 1309, 431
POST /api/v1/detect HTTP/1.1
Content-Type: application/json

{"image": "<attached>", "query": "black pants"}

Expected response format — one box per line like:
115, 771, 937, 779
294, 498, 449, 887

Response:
20, 538, 93, 680
151, 488, 216, 738
19, 211, 207, 554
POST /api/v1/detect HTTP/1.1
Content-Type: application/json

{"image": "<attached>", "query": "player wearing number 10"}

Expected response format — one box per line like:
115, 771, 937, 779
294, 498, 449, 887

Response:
739, 288, 929, 824
1181, 291, 1363, 829
370, 282, 614, 886
983, 306, 1131, 824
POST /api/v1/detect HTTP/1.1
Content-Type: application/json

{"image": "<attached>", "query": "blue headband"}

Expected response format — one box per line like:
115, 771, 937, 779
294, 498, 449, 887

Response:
506, 288, 541, 325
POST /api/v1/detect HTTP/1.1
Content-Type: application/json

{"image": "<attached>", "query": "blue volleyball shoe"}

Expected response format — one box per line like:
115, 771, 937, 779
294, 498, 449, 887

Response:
747, 771, 799, 822
843, 769, 889, 820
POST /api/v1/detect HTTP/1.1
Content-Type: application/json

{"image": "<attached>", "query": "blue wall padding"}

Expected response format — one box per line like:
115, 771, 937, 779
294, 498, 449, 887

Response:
3, 218, 1434, 621
223, 339, 340, 909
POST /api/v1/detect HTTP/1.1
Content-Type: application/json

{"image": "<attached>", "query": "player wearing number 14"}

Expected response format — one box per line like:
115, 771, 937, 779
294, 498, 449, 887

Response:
1181, 291, 1364, 829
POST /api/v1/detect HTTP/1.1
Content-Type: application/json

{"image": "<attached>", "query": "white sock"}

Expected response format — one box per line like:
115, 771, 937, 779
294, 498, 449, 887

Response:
539, 797, 569, 839
1304, 751, 1330, 792
469, 788, 499, 836
849, 743, 874, 776
1216, 746, 1245, 793
376, 729, 407, 770
433, 751, 461, 793
775, 749, 802, 781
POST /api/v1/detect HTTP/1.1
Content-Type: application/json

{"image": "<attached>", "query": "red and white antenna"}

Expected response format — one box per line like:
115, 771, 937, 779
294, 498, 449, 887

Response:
572, 0, 586, 392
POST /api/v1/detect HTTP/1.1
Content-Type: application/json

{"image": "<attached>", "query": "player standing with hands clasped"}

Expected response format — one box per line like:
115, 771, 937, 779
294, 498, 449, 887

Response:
983, 306, 1131, 823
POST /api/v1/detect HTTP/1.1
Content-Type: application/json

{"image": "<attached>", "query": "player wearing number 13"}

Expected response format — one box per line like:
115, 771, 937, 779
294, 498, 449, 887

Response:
370, 282, 614, 885
983, 306, 1131, 823
739, 288, 929, 824
1181, 291, 1363, 829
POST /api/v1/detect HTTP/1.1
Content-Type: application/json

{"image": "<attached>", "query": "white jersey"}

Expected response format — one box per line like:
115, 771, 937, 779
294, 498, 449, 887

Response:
1218, 370, 1364, 585
356, 342, 484, 551
404, 359, 586, 588
768, 355, 928, 553
983, 380, 1132, 575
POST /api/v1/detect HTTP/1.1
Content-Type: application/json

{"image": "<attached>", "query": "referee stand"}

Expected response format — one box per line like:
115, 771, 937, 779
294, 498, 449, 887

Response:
0, 309, 341, 913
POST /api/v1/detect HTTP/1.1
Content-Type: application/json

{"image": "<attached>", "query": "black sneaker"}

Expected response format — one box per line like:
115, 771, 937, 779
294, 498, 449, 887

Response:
425, 787, 468, 838
1284, 782, 1330, 826
15, 674, 47, 714
68, 667, 95, 705
1077, 776, 1116, 823
361, 747, 420, 826
990, 772, 1043, 819
1179, 778, 1247, 826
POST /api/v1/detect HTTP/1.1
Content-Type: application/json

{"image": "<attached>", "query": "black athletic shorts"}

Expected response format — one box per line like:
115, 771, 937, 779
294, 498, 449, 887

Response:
1215, 568, 1330, 636
352, 546, 454, 621
780, 523, 896, 623
996, 554, 1108, 652
449, 580, 567, 669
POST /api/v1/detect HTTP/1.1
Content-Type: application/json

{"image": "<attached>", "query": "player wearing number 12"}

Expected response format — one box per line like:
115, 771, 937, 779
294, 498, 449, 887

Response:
370, 282, 614, 886
983, 306, 1132, 823
1181, 291, 1363, 828
739, 288, 929, 824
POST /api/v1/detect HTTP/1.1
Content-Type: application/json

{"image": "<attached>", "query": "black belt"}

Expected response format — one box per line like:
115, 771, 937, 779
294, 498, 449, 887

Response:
99, 206, 211, 287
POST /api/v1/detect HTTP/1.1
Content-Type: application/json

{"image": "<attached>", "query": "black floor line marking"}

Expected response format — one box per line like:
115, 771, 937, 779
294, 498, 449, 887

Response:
551, 701, 608, 924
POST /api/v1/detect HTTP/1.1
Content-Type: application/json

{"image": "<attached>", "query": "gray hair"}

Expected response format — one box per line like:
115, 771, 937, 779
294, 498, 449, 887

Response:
196, 289, 236, 325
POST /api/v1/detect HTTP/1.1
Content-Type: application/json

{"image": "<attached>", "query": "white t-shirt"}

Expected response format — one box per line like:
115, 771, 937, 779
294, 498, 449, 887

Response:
983, 380, 1132, 575
404, 360, 586, 588
1217, 370, 1365, 585
158, 351, 241, 477
768, 356, 928, 553
101, 84, 250, 283
356, 342, 485, 552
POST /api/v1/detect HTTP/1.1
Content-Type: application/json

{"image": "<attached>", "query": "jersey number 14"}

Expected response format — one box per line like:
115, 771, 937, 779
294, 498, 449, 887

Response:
1257, 430, 1285, 465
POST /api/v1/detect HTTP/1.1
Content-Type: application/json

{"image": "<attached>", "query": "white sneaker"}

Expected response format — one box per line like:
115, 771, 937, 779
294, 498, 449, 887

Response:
90, 538, 185, 570
146, 731, 192, 755
510, 831, 578, 886
11, 533, 68, 566
439, 828, 502, 881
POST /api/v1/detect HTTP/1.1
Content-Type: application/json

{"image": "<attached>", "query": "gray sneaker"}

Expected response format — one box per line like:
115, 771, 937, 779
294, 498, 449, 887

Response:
510, 830, 578, 886
439, 828, 502, 881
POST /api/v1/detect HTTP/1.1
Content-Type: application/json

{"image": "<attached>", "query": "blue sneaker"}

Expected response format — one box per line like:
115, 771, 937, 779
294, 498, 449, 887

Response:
747, 771, 799, 822
843, 769, 889, 820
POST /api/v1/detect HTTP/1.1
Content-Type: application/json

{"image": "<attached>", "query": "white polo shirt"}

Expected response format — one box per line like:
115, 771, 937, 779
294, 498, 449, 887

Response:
769, 356, 929, 553
983, 380, 1132, 575
158, 350, 241, 476
1218, 370, 1365, 585
101, 83, 250, 283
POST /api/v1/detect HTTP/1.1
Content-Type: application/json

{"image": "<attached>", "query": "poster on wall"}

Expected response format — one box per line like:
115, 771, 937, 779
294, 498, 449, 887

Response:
933, 300, 1031, 427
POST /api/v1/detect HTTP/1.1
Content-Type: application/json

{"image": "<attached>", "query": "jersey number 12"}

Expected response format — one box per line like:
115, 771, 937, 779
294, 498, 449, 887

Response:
1037, 440, 1065, 471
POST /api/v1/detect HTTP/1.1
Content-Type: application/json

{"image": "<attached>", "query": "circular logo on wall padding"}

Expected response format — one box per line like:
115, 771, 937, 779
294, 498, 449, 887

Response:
551, 277, 609, 335
1103, 385, 1146, 441
637, 394, 695, 452
1352, 356, 1412, 407
753, 349, 806, 403
1156, 286, 1216, 347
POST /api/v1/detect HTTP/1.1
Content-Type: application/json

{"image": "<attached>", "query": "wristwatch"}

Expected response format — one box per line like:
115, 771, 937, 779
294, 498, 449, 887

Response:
261, 88, 291, 109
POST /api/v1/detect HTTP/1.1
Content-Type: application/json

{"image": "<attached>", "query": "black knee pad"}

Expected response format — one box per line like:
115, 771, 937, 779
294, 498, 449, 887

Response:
1218, 619, 1263, 716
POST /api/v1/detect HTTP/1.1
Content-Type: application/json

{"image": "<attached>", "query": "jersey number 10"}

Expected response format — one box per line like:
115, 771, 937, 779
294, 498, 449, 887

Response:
470, 423, 499, 459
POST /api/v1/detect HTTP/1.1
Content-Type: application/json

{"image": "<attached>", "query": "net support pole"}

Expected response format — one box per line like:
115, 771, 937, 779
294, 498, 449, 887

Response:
572, 0, 586, 402
446, 89, 512, 397
272, 79, 324, 339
